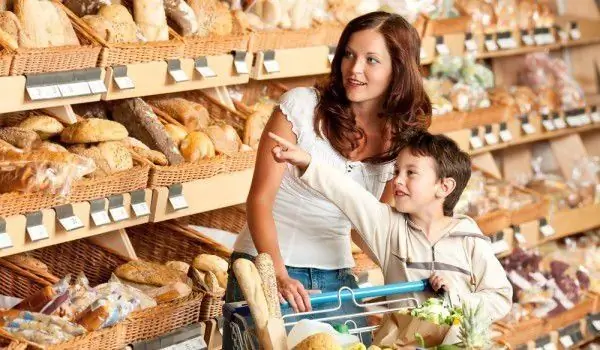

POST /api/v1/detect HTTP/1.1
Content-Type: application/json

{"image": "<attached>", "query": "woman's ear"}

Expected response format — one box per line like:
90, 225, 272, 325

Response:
436, 177, 457, 199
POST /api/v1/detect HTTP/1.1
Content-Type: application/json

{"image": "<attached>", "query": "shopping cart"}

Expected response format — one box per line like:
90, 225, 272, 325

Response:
223, 279, 429, 349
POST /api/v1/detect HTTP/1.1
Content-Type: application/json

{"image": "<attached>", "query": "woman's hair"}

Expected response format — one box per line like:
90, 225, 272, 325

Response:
315, 11, 432, 164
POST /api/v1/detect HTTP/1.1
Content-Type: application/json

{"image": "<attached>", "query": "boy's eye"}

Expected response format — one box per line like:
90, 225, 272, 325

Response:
407, 170, 416, 176
393, 169, 400, 176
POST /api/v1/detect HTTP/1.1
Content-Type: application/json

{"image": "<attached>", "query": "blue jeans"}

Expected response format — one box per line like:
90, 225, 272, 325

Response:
222, 252, 369, 349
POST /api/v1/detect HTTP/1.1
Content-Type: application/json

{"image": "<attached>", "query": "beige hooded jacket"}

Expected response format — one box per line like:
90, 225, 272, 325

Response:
299, 161, 513, 322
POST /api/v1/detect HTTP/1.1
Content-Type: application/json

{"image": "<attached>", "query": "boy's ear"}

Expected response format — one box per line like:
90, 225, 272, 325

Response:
436, 177, 457, 199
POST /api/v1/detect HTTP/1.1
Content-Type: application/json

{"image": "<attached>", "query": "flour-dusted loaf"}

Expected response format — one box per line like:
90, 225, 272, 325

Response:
82, 4, 139, 43
111, 98, 184, 165
61, 118, 128, 144
97, 141, 134, 172
133, 0, 169, 41
255, 253, 282, 319
163, 0, 198, 36
192, 254, 228, 274
68, 144, 111, 177
233, 258, 270, 343
18, 115, 64, 140
206, 123, 241, 155
114, 260, 184, 287
188, 0, 232, 36
15, 0, 80, 48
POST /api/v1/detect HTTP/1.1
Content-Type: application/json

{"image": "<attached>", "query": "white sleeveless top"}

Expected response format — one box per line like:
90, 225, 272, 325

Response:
233, 87, 395, 269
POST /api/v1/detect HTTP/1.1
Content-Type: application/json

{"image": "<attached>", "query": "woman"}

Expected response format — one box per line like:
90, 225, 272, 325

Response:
224, 11, 431, 345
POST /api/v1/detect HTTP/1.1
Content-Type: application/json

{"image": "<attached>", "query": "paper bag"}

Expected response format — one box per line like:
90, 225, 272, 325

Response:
258, 317, 287, 350
373, 312, 450, 348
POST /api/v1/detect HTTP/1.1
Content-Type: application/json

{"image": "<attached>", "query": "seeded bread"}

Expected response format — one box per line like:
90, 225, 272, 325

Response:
61, 118, 128, 144
0, 127, 41, 150
97, 141, 133, 172
19, 115, 64, 140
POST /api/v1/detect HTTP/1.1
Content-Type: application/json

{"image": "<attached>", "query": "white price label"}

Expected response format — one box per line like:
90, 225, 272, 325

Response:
558, 30, 569, 42
509, 270, 533, 290
234, 59, 249, 75
27, 85, 61, 100
554, 118, 567, 129
580, 114, 592, 125
570, 29, 581, 40
196, 65, 217, 78
263, 59, 280, 74
535, 33, 553, 45
485, 40, 498, 51
499, 129, 513, 142
328, 53, 335, 64
419, 47, 427, 61
59, 216, 84, 231
169, 195, 188, 211
436, 44, 450, 56
27, 225, 48, 241
559, 335, 573, 348
497, 37, 517, 50
522, 123, 536, 135
542, 119, 555, 131
540, 224, 555, 237
484, 133, 498, 145
114, 76, 135, 90
169, 69, 189, 83
522, 35, 535, 46
91, 211, 111, 226
492, 240, 510, 254
465, 39, 478, 52
593, 320, 600, 331
469, 136, 483, 149
88, 80, 107, 94
515, 232, 527, 244
109, 206, 129, 222
131, 202, 150, 217
566, 116, 581, 127
59, 82, 91, 97
543, 343, 556, 350
0, 233, 12, 249
161, 336, 207, 350
592, 111, 600, 123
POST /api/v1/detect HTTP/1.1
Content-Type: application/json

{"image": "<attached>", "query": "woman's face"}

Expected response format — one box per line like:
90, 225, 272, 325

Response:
341, 29, 393, 107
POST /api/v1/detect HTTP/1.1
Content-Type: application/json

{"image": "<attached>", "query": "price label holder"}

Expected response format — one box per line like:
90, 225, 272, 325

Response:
484, 125, 498, 145
534, 27, 554, 45
262, 50, 280, 74
90, 198, 111, 227
25, 73, 61, 101
328, 46, 336, 64
484, 34, 498, 52
566, 108, 589, 127
587, 313, 600, 336
497, 31, 517, 50
84, 68, 107, 94
233, 50, 249, 75
167, 59, 189, 83
553, 112, 567, 130
542, 113, 555, 131
491, 231, 510, 255
499, 122, 513, 142
108, 194, 129, 222
535, 335, 555, 350
520, 115, 536, 135
539, 217, 555, 238
556, 24, 568, 42
55, 204, 84, 232
57, 71, 91, 98
435, 36, 449, 56
168, 184, 188, 211
130, 323, 207, 350
521, 29, 535, 46
130, 190, 150, 218
570, 21, 581, 40
26, 211, 48, 242
513, 225, 527, 245
194, 56, 217, 78
0, 218, 13, 250
559, 323, 583, 349
591, 106, 600, 123
113, 65, 135, 90
464, 32, 477, 53
469, 127, 483, 150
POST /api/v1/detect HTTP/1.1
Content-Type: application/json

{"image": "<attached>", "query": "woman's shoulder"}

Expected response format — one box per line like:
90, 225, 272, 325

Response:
279, 86, 319, 109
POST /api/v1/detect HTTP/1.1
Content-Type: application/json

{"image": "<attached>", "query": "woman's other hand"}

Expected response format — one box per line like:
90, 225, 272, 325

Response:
268, 132, 312, 171
277, 273, 312, 313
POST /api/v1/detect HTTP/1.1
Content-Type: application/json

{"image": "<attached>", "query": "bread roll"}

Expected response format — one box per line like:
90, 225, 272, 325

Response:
193, 254, 228, 274
148, 98, 211, 132
0, 10, 32, 48
132, 146, 168, 165
293, 333, 341, 350
180, 131, 215, 162
38, 142, 68, 153
4, 254, 48, 272
19, 115, 64, 140
68, 144, 111, 177
232, 258, 270, 342
97, 141, 134, 172
61, 118, 128, 144
206, 124, 241, 155
255, 253, 281, 318
133, 0, 169, 41
0, 127, 41, 150
164, 124, 188, 147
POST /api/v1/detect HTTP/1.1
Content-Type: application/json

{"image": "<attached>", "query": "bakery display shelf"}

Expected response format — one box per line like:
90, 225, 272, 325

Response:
101, 54, 253, 101
150, 168, 253, 223
250, 46, 332, 80
0, 189, 152, 258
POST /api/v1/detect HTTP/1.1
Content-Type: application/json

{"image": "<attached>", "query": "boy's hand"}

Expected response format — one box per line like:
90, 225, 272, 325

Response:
268, 132, 311, 171
429, 274, 451, 293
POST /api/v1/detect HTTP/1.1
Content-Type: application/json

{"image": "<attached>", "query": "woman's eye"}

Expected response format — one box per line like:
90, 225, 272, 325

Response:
367, 57, 379, 64
344, 51, 354, 58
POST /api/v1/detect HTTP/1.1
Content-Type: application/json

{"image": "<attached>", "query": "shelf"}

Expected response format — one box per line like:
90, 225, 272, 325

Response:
0, 189, 152, 257
102, 54, 253, 101
150, 169, 253, 223
251, 46, 331, 80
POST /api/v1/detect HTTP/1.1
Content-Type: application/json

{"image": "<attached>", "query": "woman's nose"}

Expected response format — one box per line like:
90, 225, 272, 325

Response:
351, 58, 365, 74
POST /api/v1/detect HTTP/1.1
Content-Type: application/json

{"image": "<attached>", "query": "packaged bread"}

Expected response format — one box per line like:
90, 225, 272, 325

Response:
13, 276, 70, 312
293, 333, 341, 350
0, 127, 41, 150
163, 0, 198, 36
164, 123, 188, 147
134, 0, 169, 41
179, 131, 215, 162
148, 97, 211, 132
18, 115, 64, 140
206, 123, 242, 155
112, 98, 185, 165
0, 310, 86, 344
146, 282, 192, 303
193, 254, 228, 274
75, 293, 138, 331
114, 260, 184, 287
61, 118, 128, 144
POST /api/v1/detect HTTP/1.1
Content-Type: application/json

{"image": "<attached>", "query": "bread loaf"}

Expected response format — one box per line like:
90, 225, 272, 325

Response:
76, 302, 110, 331
4, 254, 48, 272
122, 137, 150, 150
293, 333, 341, 350
19, 115, 64, 140
165, 261, 190, 274
0, 10, 32, 48
112, 98, 184, 165
164, 124, 188, 147
133, 0, 169, 41
179, 131, 215, 162
0, 127, 41, 150
244, 110, 269, 150
206, 124, 242, 155
83, 4, 139, 43
233, 258, 270, 340
188, 0, 232, 36
13, 286, 57, 312
114, 260, 184, 287
68, 144, 111, 177
63, 0, 110, 17
16, 0, 80, 48
163, 0, 198, 36
147, 282, 192, 303
0, 139, 21, 152
38, 142, 68, 153
61, 118, 128, 144
97, 141, 134, 172
205, 271, 225, 295
255, 253, 281, 318
193, 254, 228, 274
132, 146, 168, 165
72, 102, 109, 120
148, 98, 211, 132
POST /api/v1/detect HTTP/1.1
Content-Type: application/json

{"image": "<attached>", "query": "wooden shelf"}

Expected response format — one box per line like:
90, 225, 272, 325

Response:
251, 46, 331, 80
102, 55, 252, 101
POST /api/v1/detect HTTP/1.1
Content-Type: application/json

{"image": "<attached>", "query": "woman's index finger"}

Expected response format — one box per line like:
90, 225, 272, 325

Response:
268, 132, 294, 148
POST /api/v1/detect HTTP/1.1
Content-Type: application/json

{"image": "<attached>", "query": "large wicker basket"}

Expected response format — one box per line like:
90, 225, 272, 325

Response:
247, 25, 328, 52
184, 204, 247, 234
0, 40, 13, 76
182, 19, 250, 59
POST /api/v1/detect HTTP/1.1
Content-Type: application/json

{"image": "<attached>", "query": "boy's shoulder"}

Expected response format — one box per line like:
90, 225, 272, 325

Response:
447, 214, 490, 244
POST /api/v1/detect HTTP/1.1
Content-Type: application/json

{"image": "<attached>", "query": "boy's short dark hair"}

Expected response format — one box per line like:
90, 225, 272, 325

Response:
404, 131, 471, 216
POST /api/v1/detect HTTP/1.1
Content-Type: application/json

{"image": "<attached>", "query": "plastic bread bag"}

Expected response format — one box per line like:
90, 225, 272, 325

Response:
431, 55, 464, 81
460, 56, 495, 89
379, 0, 438, 23
12, 275, 71, 313
0, 149, 96, 197
56, 273, 98, 320
1, 310, 86, 340
424, 78, 453, 115
493, 0, 517, 32
94, 274, 156, 310
75, 294, 139, 331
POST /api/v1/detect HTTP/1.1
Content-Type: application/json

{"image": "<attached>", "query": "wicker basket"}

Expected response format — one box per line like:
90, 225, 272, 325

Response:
247, 26, 328, 52
6, 2, 101, 76
182, 19, 250, 59
126, 221, 229, 321
65, 3, 184, 66
0, 191, 67, 218
0, 46, 13, 76
321, 21, 344, 46
185, 204, 247, 234
68, 164, 150, 203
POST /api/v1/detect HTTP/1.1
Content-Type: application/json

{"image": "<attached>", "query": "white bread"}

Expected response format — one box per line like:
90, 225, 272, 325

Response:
192, 254, 228, 274
133, 0, 169, 41
232, 258, 270, 337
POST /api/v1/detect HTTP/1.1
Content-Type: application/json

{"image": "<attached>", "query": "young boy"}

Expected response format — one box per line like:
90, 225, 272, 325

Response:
268, 130, 512, 321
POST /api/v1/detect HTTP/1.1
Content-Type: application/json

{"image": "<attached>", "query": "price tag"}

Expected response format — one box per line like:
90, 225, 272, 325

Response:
521, 30, 535, 46
262, 50, 280, 74
328, 46, 336, 64
167, 59, 189, 83
435, 36, 449, 56
55, 204, 84, 232
108, 195, 129, 222
498, 123, 512, 142
509, 270, 533, 290
594, 320, 600, 331
566, 116, 580, 127
91, 211, 111, 226
130, 190, 150, 217
492, 240, 510, 254
485, 35, 498, 52
534, 27, 554, 45
530, 272, 548, 286
543, 344, 556, 350
0, 219, 12, 249
168, 184, 188, 211
88, 80, 107, 94
539, 218, 555, 237
497, 31, 517, 49
557, 26, 569, 42
469, 128, 483, 149
194, 57, 217, 78
113, 65, 135, 89
26, 85, 61, 101
570, 22, 581, 40
59, 81, 91, 97
233, 50, 249, 75
465, 33, 477, 52
542, 118, 555, 131
592, 107, 600, 123
26, 212, 48, 242
483, 125, 498, 145
161, 336, 208, 350
521, 120, 536, 135
513, 226, 527, 245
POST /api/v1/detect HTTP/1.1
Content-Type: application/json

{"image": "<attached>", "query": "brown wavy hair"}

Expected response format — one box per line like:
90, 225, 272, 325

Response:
315, 11, 432, 164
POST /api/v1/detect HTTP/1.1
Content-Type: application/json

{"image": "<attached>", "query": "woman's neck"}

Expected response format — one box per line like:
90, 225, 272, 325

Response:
351, 99, 381, 125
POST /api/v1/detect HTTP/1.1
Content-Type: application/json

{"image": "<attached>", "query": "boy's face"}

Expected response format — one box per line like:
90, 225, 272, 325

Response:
392, 148, 444, 215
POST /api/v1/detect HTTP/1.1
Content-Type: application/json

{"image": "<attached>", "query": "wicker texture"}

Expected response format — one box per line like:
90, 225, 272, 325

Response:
68, 165, 150, 203
186, 204, 247, 234
0, 50, 12, 76
247, 26, 327, 52
9, 2, 101, 75
0, 262, 50, 299
182, 19, 249, 58
0, 192, 66, 218
148, 157, 227, 188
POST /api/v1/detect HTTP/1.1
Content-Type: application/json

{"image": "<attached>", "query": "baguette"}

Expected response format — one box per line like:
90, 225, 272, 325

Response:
192, 254, 228, 275
254, 253, 281, 318
232, 258, 269, 336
